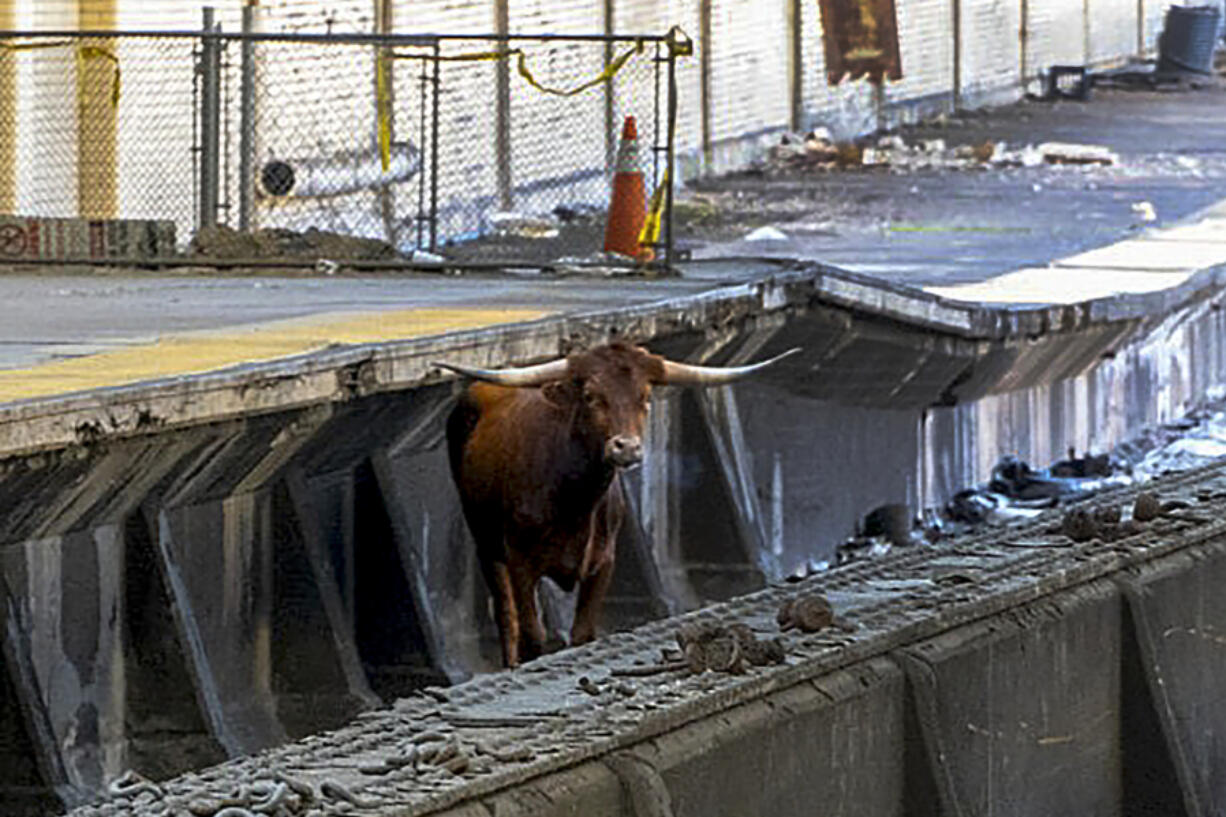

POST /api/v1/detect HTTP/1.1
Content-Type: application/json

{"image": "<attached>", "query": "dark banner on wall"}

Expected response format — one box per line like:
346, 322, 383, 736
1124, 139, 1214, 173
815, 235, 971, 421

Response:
818, 0, 902, 85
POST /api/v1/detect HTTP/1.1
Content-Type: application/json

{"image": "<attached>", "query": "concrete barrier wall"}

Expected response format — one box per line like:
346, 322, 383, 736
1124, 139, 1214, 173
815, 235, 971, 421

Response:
428, 541, 1226, 817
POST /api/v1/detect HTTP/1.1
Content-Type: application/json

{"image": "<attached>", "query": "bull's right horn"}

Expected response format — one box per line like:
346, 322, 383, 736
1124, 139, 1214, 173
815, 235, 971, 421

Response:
432, 357, 570, 387
659, 347, 801, 386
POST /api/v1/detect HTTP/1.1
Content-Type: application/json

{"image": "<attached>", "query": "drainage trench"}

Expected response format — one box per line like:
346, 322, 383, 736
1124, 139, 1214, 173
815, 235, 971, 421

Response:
0, 269, 1224, 813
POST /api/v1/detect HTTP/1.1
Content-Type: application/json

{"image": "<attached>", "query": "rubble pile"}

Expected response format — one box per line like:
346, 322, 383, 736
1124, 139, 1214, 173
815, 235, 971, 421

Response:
190, 224, 400, 262
671, 620, 787, 675
760, 128, 1119, 175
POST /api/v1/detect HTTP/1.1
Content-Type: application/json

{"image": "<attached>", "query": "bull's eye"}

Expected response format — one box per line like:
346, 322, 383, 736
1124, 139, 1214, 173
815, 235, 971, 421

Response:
585, 391, 603, 408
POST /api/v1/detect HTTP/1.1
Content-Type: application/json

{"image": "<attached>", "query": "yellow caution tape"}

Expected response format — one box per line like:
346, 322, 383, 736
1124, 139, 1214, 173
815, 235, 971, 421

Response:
375, 38, 655, 170
514, 40, 643, 98
666, 26, 694, 57
638, 167, 669, 251
0, 40, 120, 106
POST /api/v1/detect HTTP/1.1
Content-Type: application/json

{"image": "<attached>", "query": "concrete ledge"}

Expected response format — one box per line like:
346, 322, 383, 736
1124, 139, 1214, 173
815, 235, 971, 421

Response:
0, 251, 1222, 459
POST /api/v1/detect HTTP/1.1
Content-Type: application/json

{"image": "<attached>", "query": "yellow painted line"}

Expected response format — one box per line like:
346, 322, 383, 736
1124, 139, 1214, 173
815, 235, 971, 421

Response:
925, 267, 1194, 305
0, 306, 549, 402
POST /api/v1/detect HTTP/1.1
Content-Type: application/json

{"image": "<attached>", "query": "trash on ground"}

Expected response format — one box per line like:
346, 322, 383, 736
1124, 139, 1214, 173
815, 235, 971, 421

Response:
409, 248, 446, 264
551, 250, 666, 277
1132, 201, 1158, 221
488, 211, 560, 239
743, 225, 789, 242
1037, 142, 1118, 166
757, 129, 1119, 175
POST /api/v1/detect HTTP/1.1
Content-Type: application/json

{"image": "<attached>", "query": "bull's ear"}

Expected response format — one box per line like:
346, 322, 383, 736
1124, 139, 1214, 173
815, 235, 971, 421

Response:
541, 379, 576, 408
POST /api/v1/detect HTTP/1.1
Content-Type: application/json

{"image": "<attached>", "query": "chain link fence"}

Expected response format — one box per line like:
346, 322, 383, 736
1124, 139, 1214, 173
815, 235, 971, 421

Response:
0, 24, 686, 269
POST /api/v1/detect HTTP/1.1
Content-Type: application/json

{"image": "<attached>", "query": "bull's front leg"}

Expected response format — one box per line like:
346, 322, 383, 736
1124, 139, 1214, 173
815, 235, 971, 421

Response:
572, 482, 623, 645
509, 559, 548, 663
571, 553, 614, 645
485, 560, 521, 668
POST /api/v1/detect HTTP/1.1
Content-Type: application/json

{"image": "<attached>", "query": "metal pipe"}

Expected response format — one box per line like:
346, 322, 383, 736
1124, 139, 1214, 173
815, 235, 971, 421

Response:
603, 0, 615, 173
952, 0, 962, 110
375, 0, 397, 248
665, 40, 677, 268
787, 0, 803, 132
0, 29, 668, 45
199, 7, 221, 231
699, 0, 712, 170
239, 5, 256, 231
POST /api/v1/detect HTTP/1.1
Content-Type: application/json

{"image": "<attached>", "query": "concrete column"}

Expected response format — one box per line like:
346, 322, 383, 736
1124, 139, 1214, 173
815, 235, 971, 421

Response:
0, 0, 15, 213
76, 0, 117, 219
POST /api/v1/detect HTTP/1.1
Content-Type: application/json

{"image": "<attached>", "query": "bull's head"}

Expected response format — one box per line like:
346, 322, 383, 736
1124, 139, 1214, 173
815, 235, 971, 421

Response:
434, 342, 800, 468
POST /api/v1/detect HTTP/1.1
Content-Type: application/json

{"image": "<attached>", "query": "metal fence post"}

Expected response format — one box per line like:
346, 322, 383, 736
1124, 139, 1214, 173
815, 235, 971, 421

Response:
199, 7, 222, 232
239, 5, 256, 231
494, 0, 513, 211
665, 41, 677, 268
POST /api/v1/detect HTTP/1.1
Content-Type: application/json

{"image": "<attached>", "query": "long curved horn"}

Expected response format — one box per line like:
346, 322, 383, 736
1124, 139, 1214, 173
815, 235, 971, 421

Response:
432, 357, 570, 387
659, 347, 801, 386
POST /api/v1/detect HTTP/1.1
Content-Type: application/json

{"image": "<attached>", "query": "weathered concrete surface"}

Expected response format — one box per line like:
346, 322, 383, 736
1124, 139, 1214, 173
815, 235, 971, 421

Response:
4, 230, 1226, 810
685, 86, 1226, 288
52, 463, 1226, 817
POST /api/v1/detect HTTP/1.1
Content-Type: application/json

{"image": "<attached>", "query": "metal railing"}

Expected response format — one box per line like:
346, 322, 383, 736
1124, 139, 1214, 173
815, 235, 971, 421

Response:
0, 19, 688, 269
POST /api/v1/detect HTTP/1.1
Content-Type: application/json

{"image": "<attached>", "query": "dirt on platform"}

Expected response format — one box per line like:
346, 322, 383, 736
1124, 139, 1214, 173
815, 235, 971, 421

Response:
189, 224, 401, 262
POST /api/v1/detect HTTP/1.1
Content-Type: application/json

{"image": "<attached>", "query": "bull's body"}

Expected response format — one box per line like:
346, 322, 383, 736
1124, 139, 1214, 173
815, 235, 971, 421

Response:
439, 342, 797, 667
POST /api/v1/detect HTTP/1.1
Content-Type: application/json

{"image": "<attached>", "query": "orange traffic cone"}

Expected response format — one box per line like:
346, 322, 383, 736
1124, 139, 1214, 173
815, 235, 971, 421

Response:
603, 115, 647, 259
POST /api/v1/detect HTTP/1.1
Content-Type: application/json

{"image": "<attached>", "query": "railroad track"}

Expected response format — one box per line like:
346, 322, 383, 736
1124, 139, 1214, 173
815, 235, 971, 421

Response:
70, 460, 1226, 817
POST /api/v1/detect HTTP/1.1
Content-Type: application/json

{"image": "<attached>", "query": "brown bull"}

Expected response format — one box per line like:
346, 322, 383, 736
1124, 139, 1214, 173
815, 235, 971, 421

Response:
436, 342, 798, 667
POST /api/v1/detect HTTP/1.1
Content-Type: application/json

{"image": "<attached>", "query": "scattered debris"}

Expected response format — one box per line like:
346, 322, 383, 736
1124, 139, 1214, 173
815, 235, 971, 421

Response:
409, 248, 446, 264
758, 129, 1118, 175
1133, 491, 1162, 522
777, 593, 834, 633
1038, 141, 1118, 166
1132, 201, 1158, 221
551, 250, 668, 277
743, 225, 789, 241
107, 771, 162, 801
669, 619, 787, 675
190, 224, 400, 261
314, 257, 340, 275
488, 211, 560, 239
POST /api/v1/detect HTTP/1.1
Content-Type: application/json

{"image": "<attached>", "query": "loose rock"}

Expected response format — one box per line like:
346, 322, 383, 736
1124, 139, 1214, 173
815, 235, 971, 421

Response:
1133, 491, 1162, 522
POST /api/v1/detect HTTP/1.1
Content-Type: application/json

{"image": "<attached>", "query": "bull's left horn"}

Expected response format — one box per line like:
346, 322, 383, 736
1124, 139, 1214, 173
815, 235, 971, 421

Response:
659, 347, 801, 386
432, 357, 570, 387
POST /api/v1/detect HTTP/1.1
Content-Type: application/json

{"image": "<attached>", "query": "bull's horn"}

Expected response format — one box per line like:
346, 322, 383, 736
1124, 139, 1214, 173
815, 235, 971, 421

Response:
659, 347, 801, 386
432, 357, 570, 387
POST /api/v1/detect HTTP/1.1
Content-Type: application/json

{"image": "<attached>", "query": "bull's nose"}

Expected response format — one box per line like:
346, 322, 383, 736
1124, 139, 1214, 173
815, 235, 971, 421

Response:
606, 434, 643, 467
